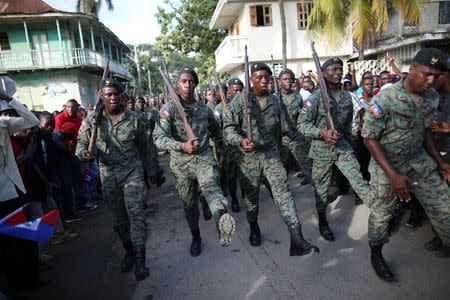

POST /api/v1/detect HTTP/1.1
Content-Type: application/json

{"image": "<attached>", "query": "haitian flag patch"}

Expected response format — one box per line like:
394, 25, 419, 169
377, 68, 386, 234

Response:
213, 110, 221, 118
304, 99, 313, 109
370, 104, 382, 117
161, 109, 171, 119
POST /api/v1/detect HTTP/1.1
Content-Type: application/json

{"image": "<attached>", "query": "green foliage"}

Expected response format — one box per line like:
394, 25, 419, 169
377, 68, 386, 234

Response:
154, 0, 229, 89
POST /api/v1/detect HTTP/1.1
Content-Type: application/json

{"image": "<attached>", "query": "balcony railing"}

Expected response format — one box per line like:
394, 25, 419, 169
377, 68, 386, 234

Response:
214, 36, 248, 73
0, 49, 133, 80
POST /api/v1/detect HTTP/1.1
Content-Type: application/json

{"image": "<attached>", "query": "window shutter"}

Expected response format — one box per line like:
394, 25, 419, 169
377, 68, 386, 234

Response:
263, 5, 272, 26
249, 6, 257, 26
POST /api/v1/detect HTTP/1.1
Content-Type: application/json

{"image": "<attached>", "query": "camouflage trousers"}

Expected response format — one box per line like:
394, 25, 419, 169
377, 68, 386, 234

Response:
312, 150, 372, 212
170, 155, 228, 231
368, 166, 450, 247
224, 145, 240, 197
101, 169, 148, 248
280, 134, 313, 182
238, 148, 300, 226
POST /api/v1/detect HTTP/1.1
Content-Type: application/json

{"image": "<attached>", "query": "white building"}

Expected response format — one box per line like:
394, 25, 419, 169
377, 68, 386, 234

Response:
209, 0, 355, 78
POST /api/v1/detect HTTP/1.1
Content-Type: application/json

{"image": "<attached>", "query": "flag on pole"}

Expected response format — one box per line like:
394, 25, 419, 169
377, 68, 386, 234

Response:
0, 207, 60, 244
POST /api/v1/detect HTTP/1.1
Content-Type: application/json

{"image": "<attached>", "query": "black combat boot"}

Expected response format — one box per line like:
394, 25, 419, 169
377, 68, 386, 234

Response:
200, 195, 212, 221
288, 223, 320, 256
121, 240, 135, 273
214, 209, 235, 247
231, 196, 240, 213
249, 221, 261, 247
318, 211, 335, 241
424, 236, 442, 251
354, 194, 363, 205
135, 248, 150, 281
190, 228, 202, 257
370, 244, 394, 282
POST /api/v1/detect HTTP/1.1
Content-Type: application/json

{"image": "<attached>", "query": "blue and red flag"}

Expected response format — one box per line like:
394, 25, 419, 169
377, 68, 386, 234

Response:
370, 104, 383, 117
82, 168, 98, 184
0, 207, 60, 244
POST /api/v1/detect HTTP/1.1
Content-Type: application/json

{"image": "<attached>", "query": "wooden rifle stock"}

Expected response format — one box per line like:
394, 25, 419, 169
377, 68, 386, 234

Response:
310, 42, 336, 131
270, 55, 286, 132
244, 45, 253, 143
212, 69, 228, 112
88, 59, 110, 156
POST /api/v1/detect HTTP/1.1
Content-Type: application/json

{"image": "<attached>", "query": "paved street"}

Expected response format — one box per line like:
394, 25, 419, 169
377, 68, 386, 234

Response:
31, 154, 449, 300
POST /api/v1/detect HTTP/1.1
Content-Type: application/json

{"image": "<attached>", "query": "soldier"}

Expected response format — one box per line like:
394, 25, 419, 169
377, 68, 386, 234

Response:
362, 48, 450, 281
153, 67, 235, 257
297, 58, 373, 242
77, 79, 157, 281
267, 76, 275, 94
223, 62, 319, 256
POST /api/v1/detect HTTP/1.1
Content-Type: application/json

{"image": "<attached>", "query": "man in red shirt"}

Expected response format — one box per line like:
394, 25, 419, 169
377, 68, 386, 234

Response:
55, 99, 82, 153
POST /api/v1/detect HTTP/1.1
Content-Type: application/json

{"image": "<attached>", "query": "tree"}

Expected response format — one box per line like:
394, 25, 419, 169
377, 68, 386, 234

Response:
306, 0, 421, 60
76, 0, 113, 17
279, 0, 287, 68
154, 0, 228, 88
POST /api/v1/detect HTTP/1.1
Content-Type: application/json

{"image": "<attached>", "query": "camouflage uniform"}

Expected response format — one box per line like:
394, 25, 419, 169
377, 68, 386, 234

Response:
298, 88, 372, 213
223, 92, 300, 226
153, 100, 228, 231
279, 92, 313, 181
361, 79, 450, 247
76, 110, 157, 248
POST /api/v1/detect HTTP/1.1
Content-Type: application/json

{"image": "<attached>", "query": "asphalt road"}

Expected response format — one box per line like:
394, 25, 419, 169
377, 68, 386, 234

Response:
25, 154, 449, 300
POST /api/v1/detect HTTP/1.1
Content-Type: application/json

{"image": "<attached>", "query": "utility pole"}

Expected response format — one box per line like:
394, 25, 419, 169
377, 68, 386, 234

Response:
147, 69, 152, 99
134, 45, 142, 93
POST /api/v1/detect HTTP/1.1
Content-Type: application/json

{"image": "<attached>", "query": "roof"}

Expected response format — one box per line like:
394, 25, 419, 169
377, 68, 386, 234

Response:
0, 0, 62, 15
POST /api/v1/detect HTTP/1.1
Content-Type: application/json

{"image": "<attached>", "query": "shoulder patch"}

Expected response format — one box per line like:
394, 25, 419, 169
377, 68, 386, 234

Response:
304, 99, 313, 109
213, 110, 221, 118
161, 109, 171, 119
369, 104, 383, 117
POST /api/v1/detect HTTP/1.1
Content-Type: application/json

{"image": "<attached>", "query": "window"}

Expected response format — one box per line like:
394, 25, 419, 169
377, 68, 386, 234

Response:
0, 32, 11, 51
297, 1, 313, 29
249, 5, 272, 26
439, 1, 450, 24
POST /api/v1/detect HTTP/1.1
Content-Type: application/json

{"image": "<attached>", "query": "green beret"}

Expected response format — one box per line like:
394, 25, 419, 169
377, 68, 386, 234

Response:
215, 83, 228, 92
279, 68, 295, 80
178, 66, 199, 85
251, 62, 272, 75
321, 58, 343, 71
412, 48, 448, 71
228, 77, 243, 87
100, 78, 123, 93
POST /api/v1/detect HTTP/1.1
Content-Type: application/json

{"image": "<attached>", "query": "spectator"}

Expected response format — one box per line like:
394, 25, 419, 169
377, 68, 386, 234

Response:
300, 79, 315, 100
291, 78, 300, 94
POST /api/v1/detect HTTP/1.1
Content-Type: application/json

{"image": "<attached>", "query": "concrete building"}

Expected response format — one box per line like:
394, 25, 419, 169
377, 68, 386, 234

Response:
0, 0, 133, 112
209, 0, 355, 78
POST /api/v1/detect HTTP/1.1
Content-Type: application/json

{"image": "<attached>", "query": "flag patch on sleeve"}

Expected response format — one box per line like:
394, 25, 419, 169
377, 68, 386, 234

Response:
304, 100, 313, 109
161, 109, 171, 119
370, 104, 382, 117
213, 110, 221, 118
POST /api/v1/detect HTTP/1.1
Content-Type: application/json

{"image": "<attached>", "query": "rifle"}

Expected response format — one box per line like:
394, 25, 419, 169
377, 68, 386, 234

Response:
194, 87, 200, 102
157, 92, 160, 111
310, 42, 336, 131
159, 66, 198, 147
244, 45, 253, 143
270, 55, 286, 132
212, 69, 228, 112
88, 59, 110, 156
206, 71, 217, 106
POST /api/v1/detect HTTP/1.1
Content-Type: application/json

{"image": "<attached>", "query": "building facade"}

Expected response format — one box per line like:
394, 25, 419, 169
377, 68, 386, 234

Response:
0, 0, 133, 112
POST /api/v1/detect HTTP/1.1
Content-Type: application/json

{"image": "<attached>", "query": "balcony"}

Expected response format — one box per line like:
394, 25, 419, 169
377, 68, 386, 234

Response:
0, 49, 133, 81
214, 36, 248, 73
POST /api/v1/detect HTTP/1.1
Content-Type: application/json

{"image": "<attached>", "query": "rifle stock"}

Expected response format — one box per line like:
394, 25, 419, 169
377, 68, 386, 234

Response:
310, 42, 336, 131
244, 45, 253, 143
212, 69, 228, 112
270, 55, 286, 132
88, 59, 110, 155
206, 71, 217, 106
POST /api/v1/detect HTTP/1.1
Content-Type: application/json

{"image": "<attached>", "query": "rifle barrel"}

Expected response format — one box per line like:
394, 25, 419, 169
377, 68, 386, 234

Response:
213, 69, 228, 112
244, 45, 253, 143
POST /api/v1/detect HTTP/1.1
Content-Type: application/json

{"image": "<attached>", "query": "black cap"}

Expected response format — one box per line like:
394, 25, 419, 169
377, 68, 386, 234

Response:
228, 77, 243, 87
215, 83, 228, 91
321, 58, 343, 71
178, 66, 199, 85
412, 48, 448, 71
250, 62, 272, 75
279, 68, 295, 80
100, 78, 123, 93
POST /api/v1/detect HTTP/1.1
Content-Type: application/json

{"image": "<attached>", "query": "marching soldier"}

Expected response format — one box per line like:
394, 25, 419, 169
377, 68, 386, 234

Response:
77, 79, 157, 281
362, 48, 450, 281
153, 67, 235, 257
297, 58, 373, 242
223, 62, 319, 256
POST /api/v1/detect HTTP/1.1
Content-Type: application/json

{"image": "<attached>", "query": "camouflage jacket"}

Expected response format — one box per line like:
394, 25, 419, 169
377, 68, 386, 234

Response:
361, 78, 439, 181
153, 99, 223, 164
280, 91, 304, 140
297, 88, 354, 158
207, 99, 218, 112
76, 109, 157, 181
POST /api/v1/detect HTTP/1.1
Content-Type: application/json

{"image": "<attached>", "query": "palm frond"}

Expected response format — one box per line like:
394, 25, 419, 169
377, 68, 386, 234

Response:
347, 0, 376, 49
371, 0, 389, 33
392, 0, 421, 25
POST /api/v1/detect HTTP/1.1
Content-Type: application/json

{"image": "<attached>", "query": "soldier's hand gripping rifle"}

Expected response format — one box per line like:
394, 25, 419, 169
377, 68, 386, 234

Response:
271, 55, 286, 132
206, 71, 217, 106
213, 69, 228, 112
311, 42, 336, 132
87, 59, 110, 157
159, 66, 199, 148
244, 45, 253, 143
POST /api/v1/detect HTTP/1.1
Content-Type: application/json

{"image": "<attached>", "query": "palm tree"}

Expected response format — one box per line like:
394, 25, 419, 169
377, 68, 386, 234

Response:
76, 0, 114, 17
279, 0, 287, 68
306, 0, 421, 60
